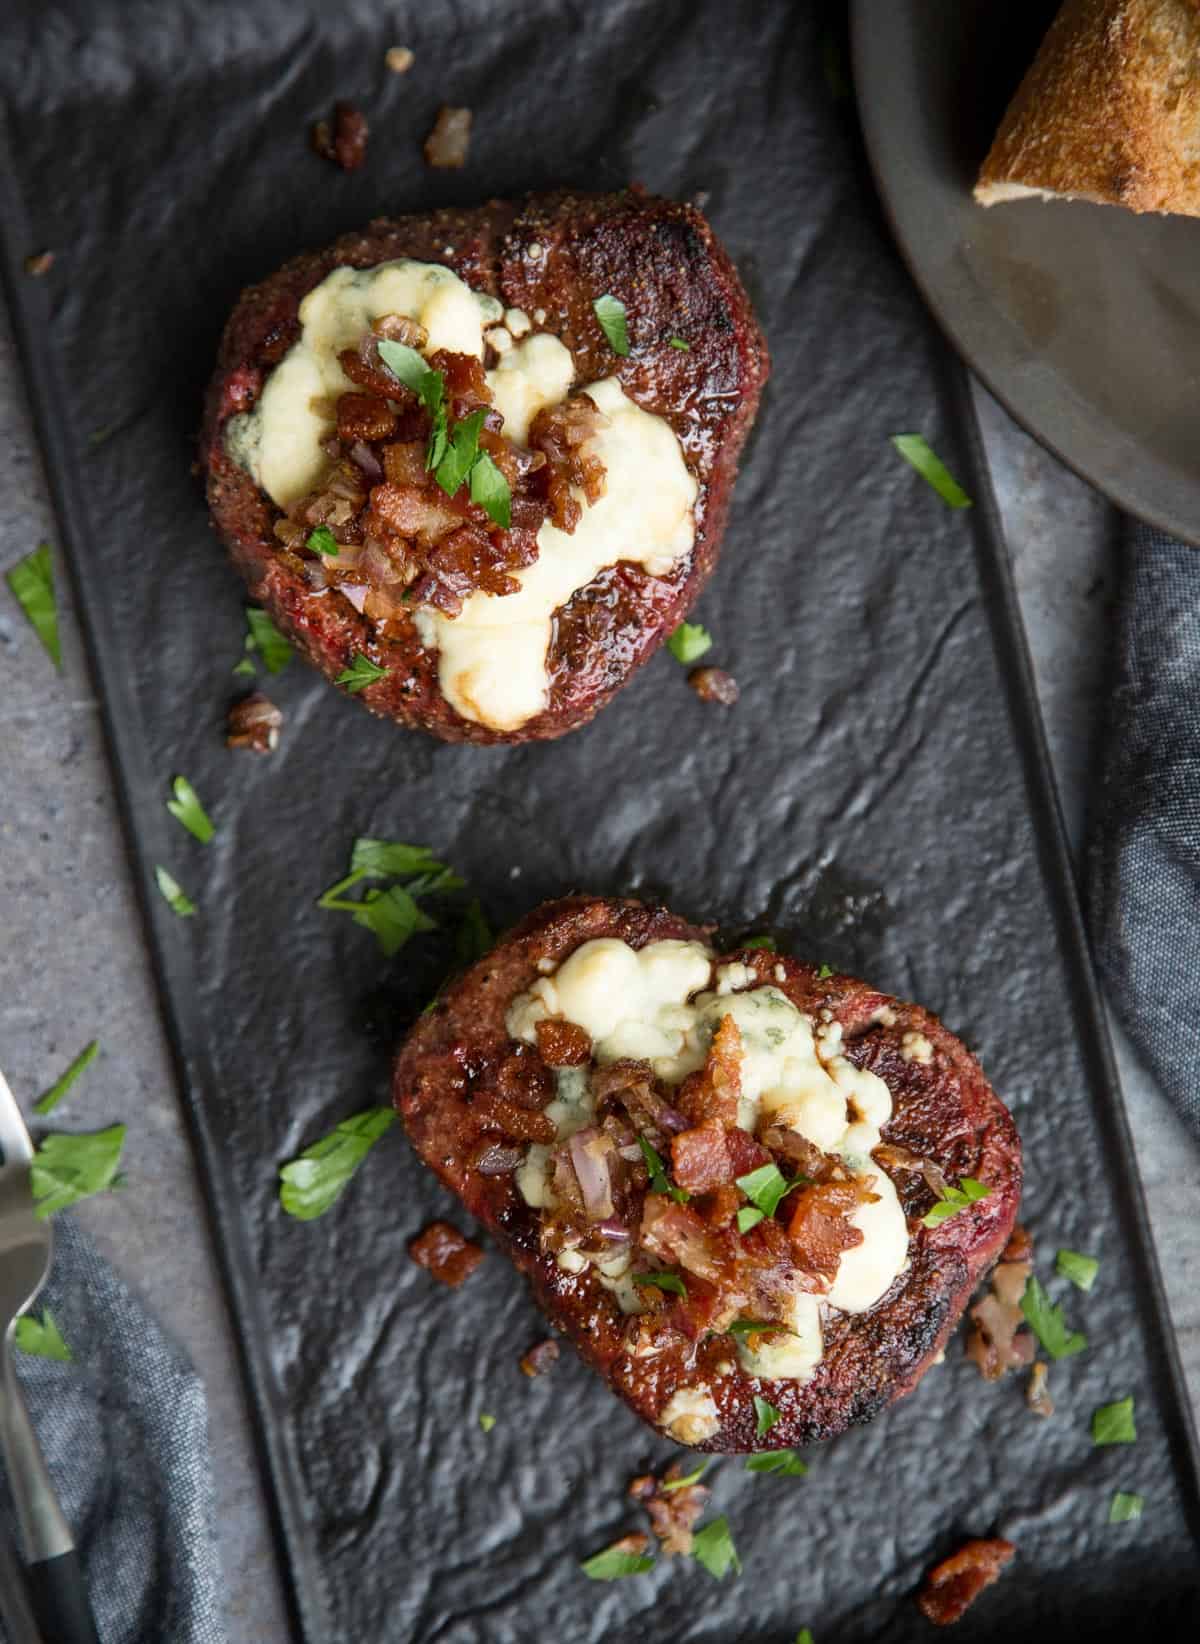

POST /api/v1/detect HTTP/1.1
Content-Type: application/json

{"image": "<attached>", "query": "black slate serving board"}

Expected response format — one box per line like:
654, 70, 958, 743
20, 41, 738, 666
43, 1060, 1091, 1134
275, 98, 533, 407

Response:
2, 2, 1198, 1639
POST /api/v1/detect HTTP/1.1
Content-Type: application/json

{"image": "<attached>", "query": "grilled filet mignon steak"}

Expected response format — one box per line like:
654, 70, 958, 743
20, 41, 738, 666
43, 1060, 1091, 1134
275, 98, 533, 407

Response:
202, 190, 769, 744
394, 897, 1022, 1451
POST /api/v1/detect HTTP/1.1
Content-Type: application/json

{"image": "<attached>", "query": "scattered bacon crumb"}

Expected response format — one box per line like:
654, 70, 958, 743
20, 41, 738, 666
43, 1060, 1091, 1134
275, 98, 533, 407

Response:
606, 1532, 650, 1559
1002, 1223, 1033, 1263
24, 250, 54, 276
519, 1338, 560, 1377
671, 1118, 733, 1193
688, 666, 739, 705
226, 692, 283, 754
628, 1461, 710, 1556
965, 1258, 1034, 1380
313, 102, 369, 171
408, 1221, 484, 1288
535, 1018, 592, 1067
385, 45, 414, 73
787, 1178, 872, 1283
472, 1089, 556, 1143
677, 1014, 742, 1128
916, 1537, 1015, 1626
424, 105, 472, 169
1026, 1360, 1054, 1418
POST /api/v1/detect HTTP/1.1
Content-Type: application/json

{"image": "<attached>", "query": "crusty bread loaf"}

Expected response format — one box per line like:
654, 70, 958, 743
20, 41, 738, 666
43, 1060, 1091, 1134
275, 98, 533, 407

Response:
976, 0, 1200, 216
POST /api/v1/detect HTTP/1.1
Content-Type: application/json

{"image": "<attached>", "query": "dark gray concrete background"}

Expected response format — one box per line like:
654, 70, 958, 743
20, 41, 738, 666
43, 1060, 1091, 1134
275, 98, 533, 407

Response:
0, 310, 1196, 1640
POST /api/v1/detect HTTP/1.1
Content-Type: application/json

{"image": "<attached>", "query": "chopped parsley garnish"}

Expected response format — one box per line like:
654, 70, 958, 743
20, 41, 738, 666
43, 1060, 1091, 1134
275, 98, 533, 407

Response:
736, 1163, 804, 1231
637, 1133, 689, 1204
745, 1449, 808, 1477
244, 607, 293, 674
307, 526, 339, 557
593, 293, 630, 357
1055, 1248, 1099, 1292
454, 898, 494, 967
921, 1175, 990, 1228
669, 336, 690, 351
435, 407, 488, 499
796, 1630, 815, 1644
232, 657, 256, 678
155, 866, 196, 918
736, 1206, 764, 1233
318, 837, 462, 956
753, 1394, 781, 1437
31, 1125, 127, 1219
1092, 1396, 1136, 1447
6, 543, 60, 668
891, 434, 973, 509
34, 1040, 99, 1117
632, 1271, 687, 1298
14, 1310, 72, 1362
661, 1461, 708, 1492
349, 839, 452, 880
335, 653, 390, 693
742, 935, 776, 951
478, 1412, 496, 1433
469, 451, 512, 529
1020, 1275, 1087, 1361
342, 885, 435, 957
580, 1544, 655, 1581
279, 1107, 396, 1220
166, 776, 214, 844
667, 622, 713, 664
690, 1516, 741, 1579
377, 338, 446, 461
1109, 1490, 1144, 1523
726, 1317, 780, 1339
816, 963, 835, 980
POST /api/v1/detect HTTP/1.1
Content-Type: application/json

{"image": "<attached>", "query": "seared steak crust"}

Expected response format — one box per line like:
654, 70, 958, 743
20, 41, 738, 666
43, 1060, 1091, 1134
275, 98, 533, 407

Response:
393, 897, 1022, 1451
202, 191, 769, 743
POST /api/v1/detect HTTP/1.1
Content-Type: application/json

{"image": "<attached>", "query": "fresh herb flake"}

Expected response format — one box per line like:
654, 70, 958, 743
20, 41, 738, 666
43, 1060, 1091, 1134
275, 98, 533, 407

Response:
796, 1631, 815, 1644
632, 1271, 687, 1298
661, 1462, 708, 1493
737, 1162, 803, 1221
726, 1317, 779, 1339
745, 1449, 808, 1477
690, 1516, 741, 1580
478, 1412, 496, 1433
669, 336, 690, 351
667, 622, 713, 664
742, 935, 776, 951
580, 1544, 655, 1581
468, 449, 512, 529
34, 1040, 99, 1117
155, 865, 196, 918
593, 293, 630, 357
14, 1310, 73, 1362
891, 434, 973, 509
307, 525, 340, 558
6, 543, 60, 668
454, 898, 494, 967
244, 607, 293, 674
1056, 1248, 1099, 1293
1109, 1490, 1144, 1523
166, 775, 214, 844
335, 653, 389, 693
31, 1125, 127, 1219
232, 657, 256, 678
921, 1175, 990, 1228
754, 1394, 782, 1437
349, 839, 443, 880
816, 963, 835, 980
637, 1133, 689, 1204
736, 1205, 765, 1233
1092, 1396, 1137, 1447
376, 339, 435, 396
351, 885, 437, 958
1020, 1275, 1087, 1361
319, 838, 462, 956
279, 1107, 396, 1221
435, 407, 487, 499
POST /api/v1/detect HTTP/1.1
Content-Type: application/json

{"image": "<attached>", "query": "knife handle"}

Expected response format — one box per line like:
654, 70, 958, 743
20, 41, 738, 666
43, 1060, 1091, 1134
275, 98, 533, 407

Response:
25, 1549, 101, 1644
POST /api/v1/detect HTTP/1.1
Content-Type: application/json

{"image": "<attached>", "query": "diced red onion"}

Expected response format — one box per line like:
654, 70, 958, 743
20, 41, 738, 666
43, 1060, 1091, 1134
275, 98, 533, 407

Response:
349, 440, 384, 484
472, 1141, 524, 1176
568, 1129, 614, 1222
595, 1218, 631, 1242
655, 1104, 689, 1135
618, 1143, 644, 1163
340, 584, 369, 613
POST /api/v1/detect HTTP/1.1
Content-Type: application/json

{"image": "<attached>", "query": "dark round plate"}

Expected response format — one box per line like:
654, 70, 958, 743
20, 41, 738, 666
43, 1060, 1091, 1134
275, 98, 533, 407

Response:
851, 0, 1200, 544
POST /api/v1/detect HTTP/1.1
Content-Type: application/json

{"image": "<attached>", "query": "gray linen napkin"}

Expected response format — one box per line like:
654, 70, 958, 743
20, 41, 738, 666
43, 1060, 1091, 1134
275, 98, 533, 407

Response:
0, 1214, 226, 1644
1087, 520, 1200, 1141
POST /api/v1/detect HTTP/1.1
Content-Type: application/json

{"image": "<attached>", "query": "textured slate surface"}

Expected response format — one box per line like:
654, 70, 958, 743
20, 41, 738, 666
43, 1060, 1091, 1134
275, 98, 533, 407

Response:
1, 2, 1197, 1640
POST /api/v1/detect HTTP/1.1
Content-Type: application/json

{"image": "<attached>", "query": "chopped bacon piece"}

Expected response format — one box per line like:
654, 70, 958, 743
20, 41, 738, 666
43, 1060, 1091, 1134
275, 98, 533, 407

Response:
337, 393, 398, 444
640, 1195, 725, 1283
677, 1015, 742, 1129
494, 1047, 554, 1110
592, 1059, 687, 1138
786, 1179, 872, 1284
688, 666, 739, 705
696, 1183, 740, 1229
312, 102, 369, 171
916, 1537, 1015, 1626
424, 105, 472, 169
671, 1119, 732, 1193
1026, 1360, 1054, 1417
382, 441, 430, 487
535, 1018, 592, 1067
519, 1339, 560, 1377
408, 1221, 484, 1287
367, 481, 463, 545
628, 1461, 711, 1557
529, 394, 608, 531
472, 1090, 556, 1143
226, 692, 282, 754
761, 1125, 832, 1180
1002, 1223, 1033, 1263
724, 1126, 771, 1178
964, 1260, 1034, 1380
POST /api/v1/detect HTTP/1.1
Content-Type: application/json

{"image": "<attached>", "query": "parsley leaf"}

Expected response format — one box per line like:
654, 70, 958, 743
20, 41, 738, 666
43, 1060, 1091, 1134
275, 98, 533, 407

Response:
350, 886, 437, 958
14, 1310, 72, 1362
891, 434, 973, 509
166, 775, 214, 844
921, 1175, 990, 1228
754, 1394, 781, 1437
350, 839, 444, 879
661, 1462, 708, 1492
638, 1133, 689, 1204
816, 963, 835, 980
435, 407, 487, 499
745, 1449, 808, 1477
455, 898, 494, 967
593, 293, 630, 357
1020, 1275, 1087, 1361
335, 653, 389, 693
796, 1631, 815, 1644
319, 838, 461, 956
155, 865, 196, 917
668, 336, 690, 351
667, 622, 712, 664
742, 934, 776, 951
468, 450, 512, 529
478, 1412, 496, 1433
690, 1516, 741, 1579
232, 657, 256, 678
1109, 1490, 1144, 1523
244, 607, 293, 674
31, 1125, 127, 1218
1056, 1248, 1099, 1292
307, 526, 339, 557
376, 340, 450, 472
6, 543, 60, 667
737, 1206, 765, 1233
1092, 1396, 1137, 1446
737, 1163, 804, 1222
279, 1107, 396, 1220
726, 1317, 780, 1338
632, 1271, 687, 1298
580, 1544, 655, 1581
34, 1040, 99, 1117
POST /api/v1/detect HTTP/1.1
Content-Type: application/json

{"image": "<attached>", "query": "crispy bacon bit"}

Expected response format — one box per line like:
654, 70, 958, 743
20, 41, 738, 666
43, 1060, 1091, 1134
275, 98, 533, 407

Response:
226, 692, 283, 754
786, 1178, 874, 1284
592, 1059, 688, 1138
535, 1018, 592, 1066
472, 1090, 556, 1143
24, 250, 54, 276
629, 1462, 711, 1557
671, 1119, 732, 1193
677, 1015, 742, 1128
606, 1531, 651, 1559
408, 1221, 484, 1288
688, 666, 740, 706
337, 393, 398, 444
1026, 1360, 1054, 1417
385, 45, 414, 73
470, 1140, 524, 1176
964, 1260, 1034, 1380
424, 105, 472, 169
1002, 1223, 1033, 1263
916, 1537, 1015, 1626
313, 102, 369, 171
761, 1125, 833, 1180
696, 1183, 740, 1229
529, 395, 608, 531
640, 1195, 724, 1283
519, 1338, 561, 1377
494, 1047, 554, 1109
724, 1126, 771, 1178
